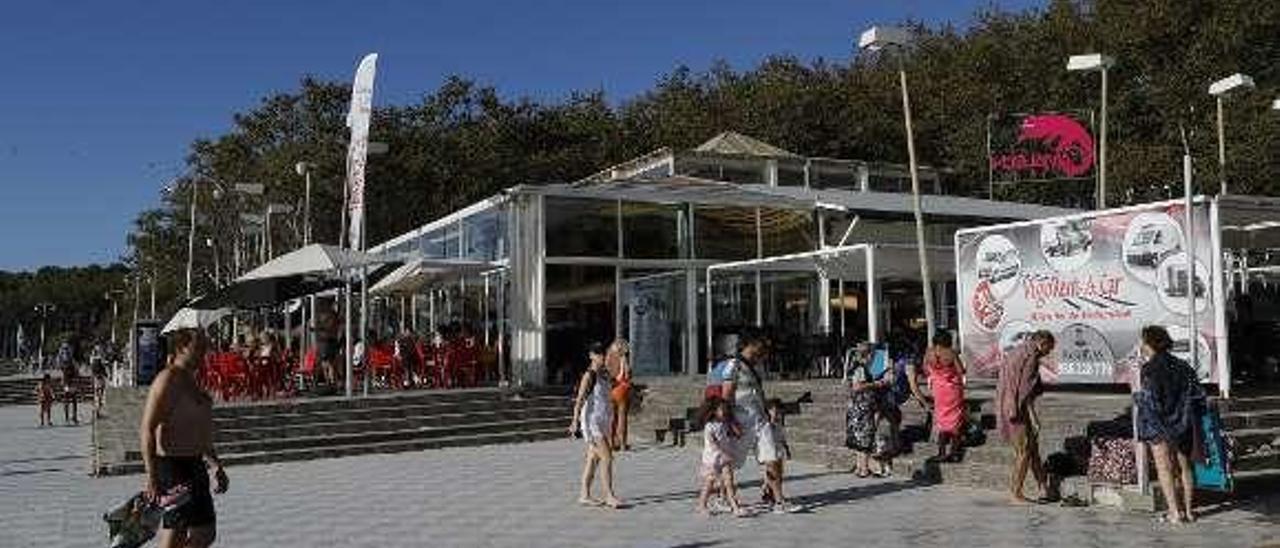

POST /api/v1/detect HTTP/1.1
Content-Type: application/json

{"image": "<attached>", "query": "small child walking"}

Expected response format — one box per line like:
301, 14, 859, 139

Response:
35, 374, 54, 427
759, 398, 800, 513
696, 397, 747, 517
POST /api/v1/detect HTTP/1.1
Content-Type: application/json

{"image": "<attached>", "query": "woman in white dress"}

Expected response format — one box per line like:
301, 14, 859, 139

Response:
569, 343, 623, 509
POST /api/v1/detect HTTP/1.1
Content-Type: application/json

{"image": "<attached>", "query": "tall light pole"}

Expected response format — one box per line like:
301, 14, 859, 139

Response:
104, 291, 122, 345
295, 161, 317, 366
1208, 73, 1255, 196
184, 178, 200, 299
1067, 53, 1115, 209
34, 302, 55, 370
295, 162, 316, 246
860, 25, 935, 339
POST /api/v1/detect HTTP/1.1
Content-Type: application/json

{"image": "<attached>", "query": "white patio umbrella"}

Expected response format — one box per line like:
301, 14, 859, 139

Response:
369, 258, 498, 295
162, 307, 232, 334
239, 243, 393, 281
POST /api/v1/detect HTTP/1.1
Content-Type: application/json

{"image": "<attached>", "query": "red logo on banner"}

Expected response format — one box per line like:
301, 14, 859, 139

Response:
989, 113, 1095, 180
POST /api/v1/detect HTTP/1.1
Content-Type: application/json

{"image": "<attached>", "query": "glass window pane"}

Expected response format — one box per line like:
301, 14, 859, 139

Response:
694, 206, 757, 260
545, 264, 616, 385
776, 158, 807, 186
810, 159, 859, 190
544, 197, 617, 257
622, 202, 681, 259
463, 206, 506, 262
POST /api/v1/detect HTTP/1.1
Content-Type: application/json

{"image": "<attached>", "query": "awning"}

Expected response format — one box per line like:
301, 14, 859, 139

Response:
369, 258, 501, 295
188, 276, 344, 310
239, 243, 395, 281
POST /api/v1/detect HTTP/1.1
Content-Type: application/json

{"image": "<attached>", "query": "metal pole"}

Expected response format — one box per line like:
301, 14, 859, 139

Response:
1098, 67, 1108, 209
1185, 154, 1199, 375
110, 298, 119, 345
345, 279, 353, 398
1216, 96, 1227, 196
304, 169, 312, 246
149, 273, 157, 319
899, 63, 936, 339
186, 180, 198, 299
361, 213, 370, 397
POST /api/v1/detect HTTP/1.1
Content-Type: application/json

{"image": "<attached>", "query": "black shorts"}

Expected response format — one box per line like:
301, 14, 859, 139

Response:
156, 456, 216, 529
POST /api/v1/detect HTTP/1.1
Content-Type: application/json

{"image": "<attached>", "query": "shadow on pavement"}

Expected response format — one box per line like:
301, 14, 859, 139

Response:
625, 470, 847, 508
789, 478, 924, 512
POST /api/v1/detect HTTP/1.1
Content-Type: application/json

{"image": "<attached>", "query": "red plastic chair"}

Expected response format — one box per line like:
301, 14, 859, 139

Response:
367, 343, 398, 389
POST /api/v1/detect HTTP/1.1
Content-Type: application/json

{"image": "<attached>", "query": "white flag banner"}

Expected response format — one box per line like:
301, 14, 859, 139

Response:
345, 53, 378, 251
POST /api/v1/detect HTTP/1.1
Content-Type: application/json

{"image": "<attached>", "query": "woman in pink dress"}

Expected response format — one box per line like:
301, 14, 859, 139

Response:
919, 331, 966, 462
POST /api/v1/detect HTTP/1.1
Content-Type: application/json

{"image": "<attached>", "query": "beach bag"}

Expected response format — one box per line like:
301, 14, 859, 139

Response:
1087, 436, 1137, 485
1194, 406, 1233, 492
103, 492, 161, 548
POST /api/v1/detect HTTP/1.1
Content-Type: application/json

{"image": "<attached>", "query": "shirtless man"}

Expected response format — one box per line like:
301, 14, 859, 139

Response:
140, 329, 229, 548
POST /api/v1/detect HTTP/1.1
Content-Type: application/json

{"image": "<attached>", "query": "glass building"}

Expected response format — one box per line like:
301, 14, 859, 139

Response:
369, 133, 1076, 385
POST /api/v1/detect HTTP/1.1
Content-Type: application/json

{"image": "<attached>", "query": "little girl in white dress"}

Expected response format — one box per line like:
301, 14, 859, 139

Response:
696, 398, 747, 517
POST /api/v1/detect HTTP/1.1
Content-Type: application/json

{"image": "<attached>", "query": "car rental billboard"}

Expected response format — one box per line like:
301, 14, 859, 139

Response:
956, 200, 1221, 384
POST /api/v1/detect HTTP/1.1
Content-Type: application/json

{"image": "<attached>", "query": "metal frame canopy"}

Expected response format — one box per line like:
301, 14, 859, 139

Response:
516, 175, 827, 210
704, 243, 955, 362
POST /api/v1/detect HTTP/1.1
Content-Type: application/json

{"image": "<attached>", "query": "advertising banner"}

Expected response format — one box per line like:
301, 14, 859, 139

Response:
346, 53, 378, 250
988, 111, 1095, 184
957, 201, 1219, 384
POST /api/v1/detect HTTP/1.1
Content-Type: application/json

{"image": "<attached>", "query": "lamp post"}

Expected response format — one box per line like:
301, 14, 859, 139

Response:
104, 291, 122, 345
1067, 53, 1115, 209
34, 303, 55, 370
859, 25, 935, 339
295, 161, 318, 366
1208, 73, 1255, 196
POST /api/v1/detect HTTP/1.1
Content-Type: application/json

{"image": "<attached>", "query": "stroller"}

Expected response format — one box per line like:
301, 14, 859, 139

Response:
103, 492, 162, 548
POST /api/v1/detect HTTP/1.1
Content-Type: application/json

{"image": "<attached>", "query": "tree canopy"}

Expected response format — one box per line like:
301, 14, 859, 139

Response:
11, 0, 1278, 339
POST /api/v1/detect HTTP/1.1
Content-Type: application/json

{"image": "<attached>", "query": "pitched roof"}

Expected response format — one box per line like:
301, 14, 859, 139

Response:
694, 131, 799, 157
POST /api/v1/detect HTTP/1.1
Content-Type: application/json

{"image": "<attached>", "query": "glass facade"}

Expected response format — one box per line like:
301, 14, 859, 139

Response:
622, 202, 683, 259
545, 197, 617, 257
544, 264, 616, 385
694, 205, 758, 260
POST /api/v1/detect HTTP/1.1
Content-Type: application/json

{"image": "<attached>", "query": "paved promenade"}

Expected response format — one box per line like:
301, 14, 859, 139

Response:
1, 405, 1277, 548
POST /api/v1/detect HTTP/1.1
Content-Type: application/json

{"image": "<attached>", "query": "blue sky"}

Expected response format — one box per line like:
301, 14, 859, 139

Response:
0, 0, 1039, 271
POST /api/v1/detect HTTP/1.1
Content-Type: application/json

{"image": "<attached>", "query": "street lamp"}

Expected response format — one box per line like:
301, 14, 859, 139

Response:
34, 302, 55, 370
1208, 73, 1255, 196
1067, 53, 1115, 209
859, 25, 936, 340
295, 162, 317, 246
104, 290, 123, 345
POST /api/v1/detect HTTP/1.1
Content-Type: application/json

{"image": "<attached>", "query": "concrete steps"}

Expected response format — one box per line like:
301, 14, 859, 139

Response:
95, 386, 574, 476
0, 374, 93, 406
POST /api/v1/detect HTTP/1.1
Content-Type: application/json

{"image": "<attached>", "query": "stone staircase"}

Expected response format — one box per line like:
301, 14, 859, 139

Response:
1216, 392, 1280, 495
631, 375, 1280, 505
94, 386, 574, 476
0, 372, 94, 406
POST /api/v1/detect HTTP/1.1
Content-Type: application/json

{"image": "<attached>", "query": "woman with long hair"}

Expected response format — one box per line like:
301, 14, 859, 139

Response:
569, 342, 623, 509
140, 329, 228, 547
606, 339, 632, 451
1135, 325, 1204, 523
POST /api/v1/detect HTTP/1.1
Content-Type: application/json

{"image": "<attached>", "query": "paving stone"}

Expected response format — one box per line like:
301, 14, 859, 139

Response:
3, 404, 1278, 548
